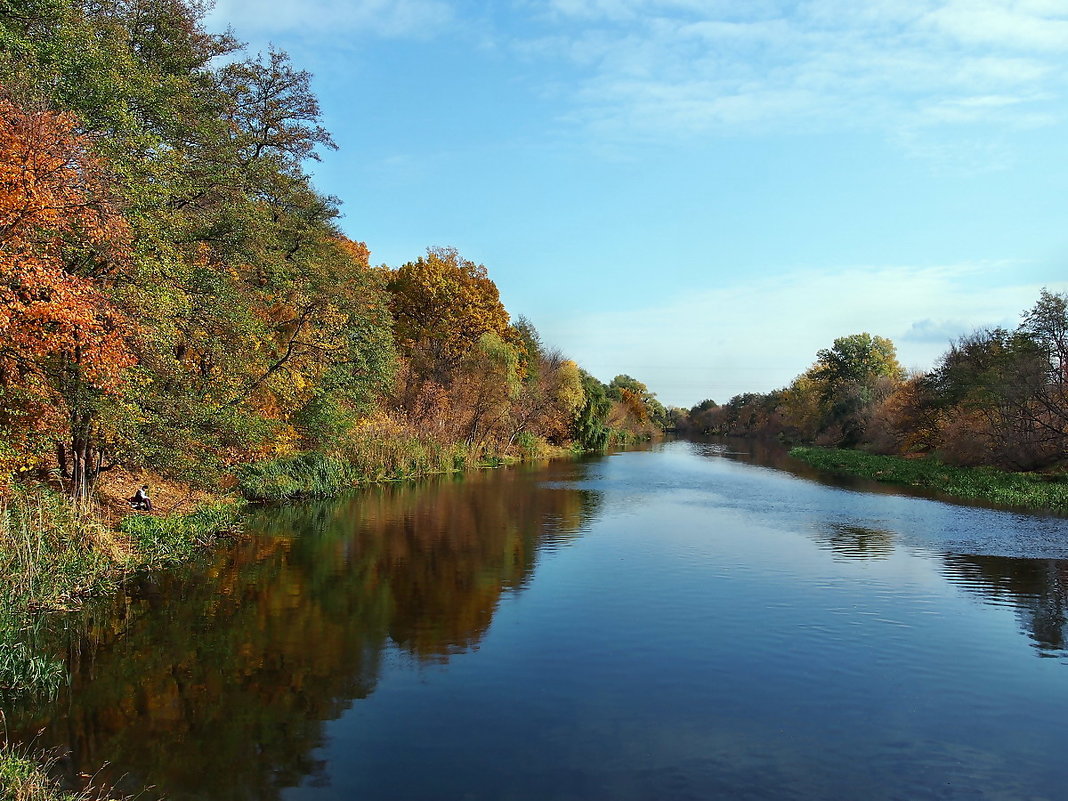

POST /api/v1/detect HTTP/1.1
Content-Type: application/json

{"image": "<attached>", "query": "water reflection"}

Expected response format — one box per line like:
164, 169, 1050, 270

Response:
695, 436, 1068, 660
811, 523, 896, 560
9, 442, 1068, 801
7, 463, 601, 799
942, 555, 1068, 656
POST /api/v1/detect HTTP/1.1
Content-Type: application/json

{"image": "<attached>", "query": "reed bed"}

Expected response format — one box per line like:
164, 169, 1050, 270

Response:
0, 738, 121, 801
237, 428, 476, 502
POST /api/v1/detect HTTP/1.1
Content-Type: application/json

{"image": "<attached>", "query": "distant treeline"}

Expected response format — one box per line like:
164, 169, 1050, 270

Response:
0, 0, 667, 498
680, 290, 1068, 472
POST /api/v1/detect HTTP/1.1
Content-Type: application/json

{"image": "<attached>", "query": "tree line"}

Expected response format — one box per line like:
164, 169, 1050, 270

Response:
0, 0, 665, 499
682, 290, 1068, 471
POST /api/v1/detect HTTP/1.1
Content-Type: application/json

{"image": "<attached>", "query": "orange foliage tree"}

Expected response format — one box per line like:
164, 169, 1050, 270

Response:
0, 91, 133, 493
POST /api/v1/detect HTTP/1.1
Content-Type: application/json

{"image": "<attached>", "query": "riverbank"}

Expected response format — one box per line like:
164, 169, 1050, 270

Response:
0, 432, 602, 699
790, 447, 1068, 512
0, 485, 243, 700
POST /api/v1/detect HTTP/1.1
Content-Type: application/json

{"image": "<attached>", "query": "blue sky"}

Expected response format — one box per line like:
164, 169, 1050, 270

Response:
206, 0, 1068, 408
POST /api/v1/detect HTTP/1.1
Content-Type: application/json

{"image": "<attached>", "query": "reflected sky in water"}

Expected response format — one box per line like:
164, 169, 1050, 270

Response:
8, 441, 1068, 800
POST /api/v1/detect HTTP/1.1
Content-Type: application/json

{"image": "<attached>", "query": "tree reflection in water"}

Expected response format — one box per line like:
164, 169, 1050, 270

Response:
941, 554, 1068, 656
7, 462, 601, 800
702, 435, 1068, 661
811, 523, 896, 560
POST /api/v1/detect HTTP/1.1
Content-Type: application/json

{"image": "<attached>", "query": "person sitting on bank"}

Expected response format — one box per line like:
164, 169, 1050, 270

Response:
129, 484, 153, 511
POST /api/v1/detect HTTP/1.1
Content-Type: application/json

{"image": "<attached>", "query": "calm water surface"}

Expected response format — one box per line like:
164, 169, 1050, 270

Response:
8, 440, 1068, 800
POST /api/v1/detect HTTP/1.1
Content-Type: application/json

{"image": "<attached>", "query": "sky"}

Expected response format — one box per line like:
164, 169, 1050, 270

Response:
204, 0, 1068, 408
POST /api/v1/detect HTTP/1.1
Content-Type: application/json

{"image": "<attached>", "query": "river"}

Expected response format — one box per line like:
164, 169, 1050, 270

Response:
7, 439, 1068, 800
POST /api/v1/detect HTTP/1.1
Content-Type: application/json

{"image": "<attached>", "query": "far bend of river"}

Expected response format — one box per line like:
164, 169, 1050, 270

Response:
8, 439, 1068, 800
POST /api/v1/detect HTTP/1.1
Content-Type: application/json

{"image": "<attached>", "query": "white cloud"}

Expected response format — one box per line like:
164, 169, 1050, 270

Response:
523, 0, 1068, 151
924, 0, 1068, 50
207, 0, 453, 38
542, 262, 1064, 406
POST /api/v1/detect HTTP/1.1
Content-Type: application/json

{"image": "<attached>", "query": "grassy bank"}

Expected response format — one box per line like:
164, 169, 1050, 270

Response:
0, 487, 242, 700
237, 437, 474, 502
790, 447, 1068, 512
0, 748, 58, 801
237, 426, 587, 502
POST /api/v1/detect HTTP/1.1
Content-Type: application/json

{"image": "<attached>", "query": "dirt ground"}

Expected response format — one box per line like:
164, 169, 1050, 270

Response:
91, 467, 220, 526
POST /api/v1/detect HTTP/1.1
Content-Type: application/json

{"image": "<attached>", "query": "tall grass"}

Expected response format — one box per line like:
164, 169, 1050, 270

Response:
0, 747, 59, 801
791, 446, 1068, 512
238, 429, 474, 502
0, 490, 120, 614
0, 738, 120, 801
119, 502, 243, 565
0, 619, 65, 702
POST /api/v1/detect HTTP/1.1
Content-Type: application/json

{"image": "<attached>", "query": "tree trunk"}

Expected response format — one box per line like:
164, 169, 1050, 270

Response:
68, 412, 92, 499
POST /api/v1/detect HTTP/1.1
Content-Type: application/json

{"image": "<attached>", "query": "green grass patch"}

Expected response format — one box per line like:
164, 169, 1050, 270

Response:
0, 748, 55, 801
119, 502, 243, 565
0, 619, 65, 701
790, 447, 1068, 512
236, 452, 355, 502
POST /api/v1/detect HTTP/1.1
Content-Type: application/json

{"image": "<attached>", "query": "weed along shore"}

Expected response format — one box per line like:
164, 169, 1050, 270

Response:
791, 446, 1068, 513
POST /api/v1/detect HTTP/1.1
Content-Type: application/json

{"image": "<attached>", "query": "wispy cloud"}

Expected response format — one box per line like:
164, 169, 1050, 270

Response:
207, 0, 453, 39
521, 0, 1068, 153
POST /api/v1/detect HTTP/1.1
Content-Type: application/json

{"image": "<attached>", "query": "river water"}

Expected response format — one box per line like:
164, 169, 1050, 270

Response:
7, 439, 1068, 800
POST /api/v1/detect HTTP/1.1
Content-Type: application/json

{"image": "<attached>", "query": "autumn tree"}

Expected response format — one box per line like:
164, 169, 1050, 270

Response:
1017, 289, 1068, 458
0, 91, 133, 494
0, 0, 621, 492
220, 46, 336, 168
608, 374, 669, 429
449, 333, 521, 450
511, 314, 543, 383
806, 333, 905, 445
386, 247, 511, 408
1, 2, 398, 486
502, 319, 585, 447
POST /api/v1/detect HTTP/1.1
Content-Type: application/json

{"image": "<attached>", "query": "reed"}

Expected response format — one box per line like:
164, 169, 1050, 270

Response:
237, 428, 476, 502
0, 616, 65, 702
0, 747, 57, 801
0, 490, 119, 614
